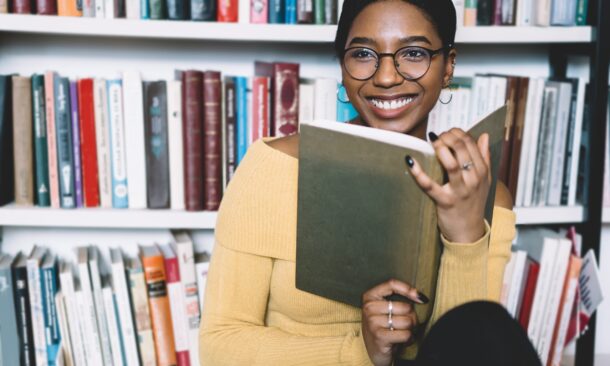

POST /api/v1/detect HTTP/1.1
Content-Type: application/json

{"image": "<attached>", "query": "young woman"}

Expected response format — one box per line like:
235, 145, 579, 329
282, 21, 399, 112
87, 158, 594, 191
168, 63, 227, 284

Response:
199, 0, 528, 365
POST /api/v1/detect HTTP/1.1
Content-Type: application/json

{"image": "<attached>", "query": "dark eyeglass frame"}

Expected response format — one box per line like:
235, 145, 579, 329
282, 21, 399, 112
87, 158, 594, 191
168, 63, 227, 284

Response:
341, 45, 447, 81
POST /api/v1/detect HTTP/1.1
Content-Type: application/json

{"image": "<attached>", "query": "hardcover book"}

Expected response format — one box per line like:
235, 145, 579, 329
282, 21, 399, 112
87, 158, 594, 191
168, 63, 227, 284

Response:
77, 78, 101, 207
54, 76, 76, 208
69, 81, 84, 208
182, 70, 204, 211
12, 75, 35, 206
295, 106, 507, 325
107, 78, 129, 208
44, 71, 60, 208
127, 257, 157, 366
26, 246, 48, 366
32, 74, 51, 207
203, 71, 223, 211
13, 252, 37, 366
224, 76, 237, 184
0, 75, 13, 206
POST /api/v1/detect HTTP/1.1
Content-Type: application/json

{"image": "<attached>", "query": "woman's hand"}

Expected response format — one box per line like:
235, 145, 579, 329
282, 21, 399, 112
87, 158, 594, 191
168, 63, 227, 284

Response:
361, 279, 426, 366
405, 128, 491, 243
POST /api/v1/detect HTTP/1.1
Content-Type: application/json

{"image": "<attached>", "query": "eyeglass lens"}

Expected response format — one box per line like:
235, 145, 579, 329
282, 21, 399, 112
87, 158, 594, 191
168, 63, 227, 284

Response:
343, 47, 433, 81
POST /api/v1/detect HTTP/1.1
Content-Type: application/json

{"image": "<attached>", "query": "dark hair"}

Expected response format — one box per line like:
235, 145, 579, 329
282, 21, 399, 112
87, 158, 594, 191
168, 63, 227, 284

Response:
334, 0, 457, 59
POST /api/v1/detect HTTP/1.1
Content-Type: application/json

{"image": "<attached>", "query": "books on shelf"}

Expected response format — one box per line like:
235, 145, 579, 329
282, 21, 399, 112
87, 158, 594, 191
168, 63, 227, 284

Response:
0, 233, 211, 366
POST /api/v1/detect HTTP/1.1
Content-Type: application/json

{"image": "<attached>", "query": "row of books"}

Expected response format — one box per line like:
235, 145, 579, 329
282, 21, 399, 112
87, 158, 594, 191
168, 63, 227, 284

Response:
453, 0, 589, 27
502, 226, 603, 365
427, 74, 588, 209
0, 231, 211, 366
0, 0, 343, 24
0, 66, 358, 210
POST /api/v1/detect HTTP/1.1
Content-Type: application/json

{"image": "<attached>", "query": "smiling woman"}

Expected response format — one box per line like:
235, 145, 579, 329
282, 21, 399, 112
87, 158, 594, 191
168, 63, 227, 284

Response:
198, 1, 536, 366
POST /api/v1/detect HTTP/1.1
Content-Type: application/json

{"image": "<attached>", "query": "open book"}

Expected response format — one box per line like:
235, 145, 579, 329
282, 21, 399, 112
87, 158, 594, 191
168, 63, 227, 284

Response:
295, 106, 508, 325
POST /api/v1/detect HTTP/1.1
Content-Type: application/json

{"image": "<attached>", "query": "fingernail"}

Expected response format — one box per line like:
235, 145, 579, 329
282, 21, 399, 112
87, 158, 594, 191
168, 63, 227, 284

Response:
405, 155, 414, 168
428, 132, 439, 142
417, 291, 430, 304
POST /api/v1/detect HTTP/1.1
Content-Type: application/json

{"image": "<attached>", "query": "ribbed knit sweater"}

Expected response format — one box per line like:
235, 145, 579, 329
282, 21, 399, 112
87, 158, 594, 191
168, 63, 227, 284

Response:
199, 138, 516, 366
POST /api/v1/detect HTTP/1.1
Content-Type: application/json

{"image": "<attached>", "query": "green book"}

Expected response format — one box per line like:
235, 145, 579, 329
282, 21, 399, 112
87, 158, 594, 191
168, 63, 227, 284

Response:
575, 0, 588, 25
314, 0, 324, 24
32, 74, 50, 207
296, 106, 507, 327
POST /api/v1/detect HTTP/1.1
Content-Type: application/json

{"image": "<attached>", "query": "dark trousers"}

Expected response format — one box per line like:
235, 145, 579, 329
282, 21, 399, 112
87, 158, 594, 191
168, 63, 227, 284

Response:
397, 301, 542, 366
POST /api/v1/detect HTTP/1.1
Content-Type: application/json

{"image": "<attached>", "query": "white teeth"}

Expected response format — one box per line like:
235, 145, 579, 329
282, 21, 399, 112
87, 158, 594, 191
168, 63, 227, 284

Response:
371, 97, 413, 110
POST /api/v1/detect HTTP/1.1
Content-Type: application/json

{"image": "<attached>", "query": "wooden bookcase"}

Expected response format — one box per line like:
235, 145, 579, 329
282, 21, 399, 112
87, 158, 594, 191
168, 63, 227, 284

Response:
0, 0, 608, 363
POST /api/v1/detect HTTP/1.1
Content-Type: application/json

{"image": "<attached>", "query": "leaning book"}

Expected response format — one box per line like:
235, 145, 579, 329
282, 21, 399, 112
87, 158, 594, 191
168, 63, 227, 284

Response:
295, 105, 507, 326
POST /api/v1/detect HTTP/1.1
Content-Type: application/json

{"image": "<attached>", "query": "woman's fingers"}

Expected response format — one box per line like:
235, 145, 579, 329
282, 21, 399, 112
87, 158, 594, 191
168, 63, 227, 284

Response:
369, 315, 416, 331
430, 133, 466, 189
363, 300, 413, 316
362, 278, 427, 304
445, 128, 488, 179
405, 155, 448, 206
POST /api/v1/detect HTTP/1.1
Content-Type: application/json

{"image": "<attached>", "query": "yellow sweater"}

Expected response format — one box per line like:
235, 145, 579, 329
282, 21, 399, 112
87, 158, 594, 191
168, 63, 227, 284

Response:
199, 139, 516, 366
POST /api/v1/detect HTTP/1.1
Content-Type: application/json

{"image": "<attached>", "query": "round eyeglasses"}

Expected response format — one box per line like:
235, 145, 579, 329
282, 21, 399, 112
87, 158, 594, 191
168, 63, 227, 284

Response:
342, 46, 445, 81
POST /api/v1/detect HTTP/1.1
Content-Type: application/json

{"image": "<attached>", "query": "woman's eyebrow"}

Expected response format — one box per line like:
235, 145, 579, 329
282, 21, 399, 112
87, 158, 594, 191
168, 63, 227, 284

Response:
399, 35, 432, 45
347, 37, 376, 46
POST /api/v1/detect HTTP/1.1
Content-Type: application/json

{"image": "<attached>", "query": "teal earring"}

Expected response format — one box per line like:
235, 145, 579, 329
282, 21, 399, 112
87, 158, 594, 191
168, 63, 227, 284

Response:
337, 83, 350, 103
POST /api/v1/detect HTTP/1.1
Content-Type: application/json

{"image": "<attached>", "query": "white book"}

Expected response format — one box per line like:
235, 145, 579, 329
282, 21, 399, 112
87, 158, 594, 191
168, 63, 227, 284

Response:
125, 0, 140, 19
567, 78, 586, 206
313, 78, 337, 121
534, 0, 551, 26
107, 78, 129, 208
55, 292, 74, 366
238, 0, 250, 23
27, 246, 48, 366
58, 262, 86, 366
470, 75, 490, 121
532, 86, 558, 206
521, 78, 545, 207
537, 238, 571, 365
172, 231, 201, 366
550, 256, 581, 366
94, 0, 105, 17
102, 281, 124, 366
75, 247, 104, 366
515, 0, 533, 26
506, 250, 529, 317
74, 288, 94, 364
167, 79, 185, 210
160, 244, 191, 363
104, 0, 115, 18
516, 77, 540, 207
82, 0, 95, 16
87, 247, 114, 366
500, 252, 517, 307
110, 248, 140, 366
122, 70, 148, 209
195, 252, 211, 313
298, 79, 315, 126
487, 76, 507, 115
426, 103, 441, 136
94, 78, 113, 208
127, 257, 157, 366
546, 81, 572, 206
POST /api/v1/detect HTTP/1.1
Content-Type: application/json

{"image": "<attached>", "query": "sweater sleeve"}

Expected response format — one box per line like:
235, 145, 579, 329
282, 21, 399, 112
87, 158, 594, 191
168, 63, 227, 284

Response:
199, 242, 373, 366
427, 206, 516, 326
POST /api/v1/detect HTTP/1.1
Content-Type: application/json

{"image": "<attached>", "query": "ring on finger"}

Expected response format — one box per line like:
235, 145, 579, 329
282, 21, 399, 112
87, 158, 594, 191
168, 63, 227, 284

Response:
387, 312, 394, 331
461, 160, 474, 171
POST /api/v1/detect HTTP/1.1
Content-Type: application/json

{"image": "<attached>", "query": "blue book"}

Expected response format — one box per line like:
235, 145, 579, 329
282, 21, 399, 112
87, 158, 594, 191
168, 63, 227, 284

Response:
54, 76, 76, 209
40, 255, 61, 366
236, 76, 249, 165
268, 0, 284, 23
141, 0, 150, 18
285, 0, 297, 23
107, 79, 129, 209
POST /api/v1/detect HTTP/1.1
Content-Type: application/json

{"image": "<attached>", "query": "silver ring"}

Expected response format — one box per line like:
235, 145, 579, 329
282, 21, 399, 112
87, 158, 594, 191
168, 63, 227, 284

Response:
388, 300, 393, 317
388, 312, 394, 331
462, 161, 474, 171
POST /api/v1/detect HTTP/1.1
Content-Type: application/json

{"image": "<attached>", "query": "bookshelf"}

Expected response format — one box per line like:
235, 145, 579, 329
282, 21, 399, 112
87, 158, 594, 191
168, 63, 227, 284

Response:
0, 1, 609, 365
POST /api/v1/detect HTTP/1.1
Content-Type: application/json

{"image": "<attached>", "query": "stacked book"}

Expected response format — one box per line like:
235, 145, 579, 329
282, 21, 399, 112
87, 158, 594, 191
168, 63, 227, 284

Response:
501, 226, 603, 366
0, 231, 211, 366
0, 65, 358, 210
427, 74, 588, 209
453, 0, 589, 27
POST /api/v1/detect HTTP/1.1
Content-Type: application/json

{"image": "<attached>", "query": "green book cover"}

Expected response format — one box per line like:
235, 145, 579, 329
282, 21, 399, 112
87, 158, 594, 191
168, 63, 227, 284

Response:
32, 74, 50, 207
296, 106, 507, 326
314, 0, 325, 24
575, 0, 588, 25
149, 0, 167, 19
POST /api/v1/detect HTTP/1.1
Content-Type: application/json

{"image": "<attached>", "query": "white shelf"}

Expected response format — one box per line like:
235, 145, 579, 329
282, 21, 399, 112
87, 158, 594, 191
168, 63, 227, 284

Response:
514, 205, 585, 225
0, 205, 218, 229
0, 14, 594, 43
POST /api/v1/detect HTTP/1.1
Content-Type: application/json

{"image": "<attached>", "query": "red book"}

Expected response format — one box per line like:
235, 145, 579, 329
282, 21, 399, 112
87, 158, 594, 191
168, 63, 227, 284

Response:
518, 261, 540, 330
10, 0, 32, 13
36, 0, 56, 14
203, 71, 222, 211
182, 70, 204, 211
251, 76, 270, 143
217, 0, 237, 22
77, 79, 100, 207
254, 62, 300, 137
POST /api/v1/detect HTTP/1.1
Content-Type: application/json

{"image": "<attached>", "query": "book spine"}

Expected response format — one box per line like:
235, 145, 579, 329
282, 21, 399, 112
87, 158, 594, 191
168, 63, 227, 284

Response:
164, 255, 190, 366
128, 268, 157, 366
175, 240, 201, 366
69, 81, 84, 208
568, 80, 586, 206
140, 0, 149, 18
41, 265, 61, 360
142, 254, 177, 366
575, 0, 588, 25
12, 76, 35, 206
492, 0, 501, 24
94, 79, 113, 208
0, 0, 7, 12
195, 260, 210, 313
143, 81, 170, 209
235, 76, 248, 165
13, 265, 37, 366
313, 0, 323, 23
476, 0, 492, 24
167, 79, 185, 210
0, 265, 19, 366
82, 0, 94, 16
87, 257, 113, 366
324, 0, 336, 24
58, 0, 83, 15
54, 76, 76, 209
251, 76, 269, 144
560, 79, 579, 205
111, 259, 140, 366
273, 63, 299, 136
149, 0, 166, 18
546, 84, 570, 206
298, 82, 314, 123
191, 0, 215, 19
250, 0, 267, 23
167, 0, 186, 19
296, 0, 312, 23
77, 261, 104, 366
107, 79, 129, 208
126, 0, 140, 18
53, 292, 73, 366
313, 78, 337, 121
0, 75, 12, 206
182, 71, 204, 211
36, 0, 57, 14
268, 0, 283, 23
32, 75, 51, 207
94, 0, 104, 16
224, 77, 237, 184
26, 258, 48, 365
58, 267, 86, 366
217, 0, 237, 21
203, 71, 223, 211
285, 0, 296, 23
515, 77, 538, 207
78, 79, 100, 208
463, 0, 477, 25
11, 0, 32, 13
102, 287, 124, 366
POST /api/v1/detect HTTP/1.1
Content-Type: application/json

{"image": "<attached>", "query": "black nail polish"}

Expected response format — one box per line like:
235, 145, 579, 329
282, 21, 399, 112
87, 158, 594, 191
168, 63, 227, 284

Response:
428, 132, 439, 142
417, 291, 430, 304
405, 155, 414, 168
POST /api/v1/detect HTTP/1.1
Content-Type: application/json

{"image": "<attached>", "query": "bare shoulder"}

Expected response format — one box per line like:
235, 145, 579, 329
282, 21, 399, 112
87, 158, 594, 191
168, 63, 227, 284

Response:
266, 133, 300, 159
494, 181, 513, 210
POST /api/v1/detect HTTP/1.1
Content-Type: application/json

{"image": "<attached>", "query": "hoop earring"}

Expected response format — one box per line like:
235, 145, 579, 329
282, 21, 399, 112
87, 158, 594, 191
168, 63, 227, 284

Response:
337, 83, 350, 103
439, 85, 453, 105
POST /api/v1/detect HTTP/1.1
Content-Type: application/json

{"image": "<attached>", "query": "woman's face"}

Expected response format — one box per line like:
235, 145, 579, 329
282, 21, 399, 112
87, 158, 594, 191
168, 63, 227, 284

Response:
341, 0, 456, 138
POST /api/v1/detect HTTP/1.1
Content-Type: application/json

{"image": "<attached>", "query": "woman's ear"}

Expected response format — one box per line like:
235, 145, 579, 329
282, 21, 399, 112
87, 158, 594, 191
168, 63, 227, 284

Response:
442, 48, 457, 87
